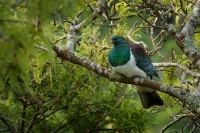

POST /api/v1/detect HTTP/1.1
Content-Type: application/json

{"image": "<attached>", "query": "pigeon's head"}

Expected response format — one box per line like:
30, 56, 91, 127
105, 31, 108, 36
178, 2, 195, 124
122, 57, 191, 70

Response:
110, 35, 128, 46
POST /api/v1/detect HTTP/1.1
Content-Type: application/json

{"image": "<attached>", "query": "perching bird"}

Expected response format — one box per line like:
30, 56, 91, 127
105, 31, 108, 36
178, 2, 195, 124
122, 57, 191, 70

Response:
108, 35, 164, 109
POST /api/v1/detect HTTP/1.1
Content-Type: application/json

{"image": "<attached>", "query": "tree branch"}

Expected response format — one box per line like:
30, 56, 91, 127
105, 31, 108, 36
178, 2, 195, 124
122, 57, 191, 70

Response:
153, 62, 200, 78
66, 0, 105, 52
53, 46, 200, 114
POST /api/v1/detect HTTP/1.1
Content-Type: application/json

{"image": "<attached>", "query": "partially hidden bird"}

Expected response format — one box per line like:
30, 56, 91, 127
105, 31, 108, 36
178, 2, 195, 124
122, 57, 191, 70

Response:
108, 35, 164, 109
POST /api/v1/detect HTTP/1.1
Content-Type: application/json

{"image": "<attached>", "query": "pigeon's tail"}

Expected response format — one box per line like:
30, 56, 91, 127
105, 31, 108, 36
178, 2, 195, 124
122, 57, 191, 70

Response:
137, 89, 164, 109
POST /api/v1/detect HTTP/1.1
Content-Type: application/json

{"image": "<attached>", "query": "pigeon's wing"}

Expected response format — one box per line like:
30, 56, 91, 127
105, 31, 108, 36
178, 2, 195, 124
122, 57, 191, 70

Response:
130, 44, 159, 79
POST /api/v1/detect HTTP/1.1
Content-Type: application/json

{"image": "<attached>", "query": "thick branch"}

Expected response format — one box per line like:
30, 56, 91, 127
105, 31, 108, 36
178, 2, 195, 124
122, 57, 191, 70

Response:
53, 46, 200, 114
66, 0, 104, 52
178, 0, 200, 69
142, 0, 200, 70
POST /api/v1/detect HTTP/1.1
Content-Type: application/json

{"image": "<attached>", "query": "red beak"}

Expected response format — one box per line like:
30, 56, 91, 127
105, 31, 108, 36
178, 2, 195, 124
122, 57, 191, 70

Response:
110, 40, 114, 44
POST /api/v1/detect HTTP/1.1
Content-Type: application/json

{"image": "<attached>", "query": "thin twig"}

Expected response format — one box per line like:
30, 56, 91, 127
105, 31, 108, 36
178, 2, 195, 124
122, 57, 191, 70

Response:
153, 62, 200, 78
87, 92, 128, 133
53, 35, 68, 44
11, 0, 25, 8
124, 0, 162, 29
21, 104, 27, 133
180, 0, 187, 15
161, 114, 194, 133
0, 116, 15, 133
34, 44, 49, 52
127, 22, 148, 50
25, 107, 39, 133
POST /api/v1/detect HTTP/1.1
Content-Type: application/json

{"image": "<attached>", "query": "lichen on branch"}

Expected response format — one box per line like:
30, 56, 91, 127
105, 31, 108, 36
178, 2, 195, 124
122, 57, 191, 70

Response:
53, 45, 200, 115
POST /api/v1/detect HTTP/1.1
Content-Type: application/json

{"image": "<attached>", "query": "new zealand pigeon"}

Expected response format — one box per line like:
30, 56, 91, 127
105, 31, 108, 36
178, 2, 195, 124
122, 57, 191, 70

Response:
108, 35, 164, 109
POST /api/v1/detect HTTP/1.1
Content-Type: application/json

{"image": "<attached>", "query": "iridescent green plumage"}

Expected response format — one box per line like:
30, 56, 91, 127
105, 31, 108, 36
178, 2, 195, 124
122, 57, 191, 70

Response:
108, 35, 164, 109
108, 43, 130, 67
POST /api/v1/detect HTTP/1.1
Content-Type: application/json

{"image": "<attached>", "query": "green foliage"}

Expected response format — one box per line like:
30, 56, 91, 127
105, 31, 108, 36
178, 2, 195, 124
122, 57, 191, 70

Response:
195, 33, 200, 50
0, 1, 154, 132
1, 0, 199, 132
108, 100, 151, 132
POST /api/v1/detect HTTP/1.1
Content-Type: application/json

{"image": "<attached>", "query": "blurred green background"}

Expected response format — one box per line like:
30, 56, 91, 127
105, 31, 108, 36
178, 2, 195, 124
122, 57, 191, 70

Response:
0, 0, 199, 132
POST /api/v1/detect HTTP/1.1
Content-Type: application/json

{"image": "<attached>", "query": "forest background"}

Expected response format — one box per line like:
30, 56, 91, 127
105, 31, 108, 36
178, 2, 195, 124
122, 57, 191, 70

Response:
1, 0, 200, 132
